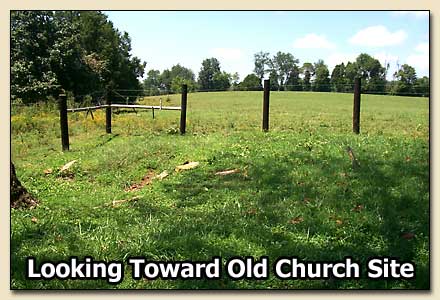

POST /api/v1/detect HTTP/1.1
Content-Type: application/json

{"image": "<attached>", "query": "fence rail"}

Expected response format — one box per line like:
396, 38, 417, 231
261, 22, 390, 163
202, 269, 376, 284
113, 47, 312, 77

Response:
59, 86, 188, 151
58, 80, 365, 151
67, 104, 181, 113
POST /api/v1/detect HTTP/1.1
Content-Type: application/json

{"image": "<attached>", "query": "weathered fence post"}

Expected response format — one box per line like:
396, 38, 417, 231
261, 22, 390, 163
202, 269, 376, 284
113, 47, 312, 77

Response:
106, 90, 112, 134
180, 84, 188, 135
59, 92, 69, 151
353, 78, 361, 134
262, 79, 270, 132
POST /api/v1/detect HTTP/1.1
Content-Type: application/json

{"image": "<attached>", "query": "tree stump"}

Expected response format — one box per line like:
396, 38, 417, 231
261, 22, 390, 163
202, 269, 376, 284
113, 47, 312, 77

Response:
11, 162, 38, 209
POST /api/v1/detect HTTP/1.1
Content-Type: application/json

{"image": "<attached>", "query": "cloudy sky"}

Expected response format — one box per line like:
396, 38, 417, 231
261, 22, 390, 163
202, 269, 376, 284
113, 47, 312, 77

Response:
105, 11, 429, 81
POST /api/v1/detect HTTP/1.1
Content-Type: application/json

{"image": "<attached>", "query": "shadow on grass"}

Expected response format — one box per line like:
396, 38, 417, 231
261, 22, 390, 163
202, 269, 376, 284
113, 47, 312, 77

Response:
11, 142, 429, 289
150, 146, 429, 289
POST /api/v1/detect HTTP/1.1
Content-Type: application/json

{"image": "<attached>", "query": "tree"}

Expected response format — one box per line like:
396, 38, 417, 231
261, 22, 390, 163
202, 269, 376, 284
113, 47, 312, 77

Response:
238, 74, 262, 91
213, 72, 231, 90
198, 58, 221, 90
414, 76, 429, 97
269, 70, 280, 91
344, 61, 358, 91
162, 64, 198, 93
391, 64, 417, 95
285, 65, 302, 91
143, 69, 161, 95
11, 11, 146, 103
159, 69, 172, 92
253, 51, 270, 80
331, 63, 346, 92
170, 76, 197, 93
11, 11, 84, 102
11, 163, 38, 209
76, 11, 146, 93
313, 60, 331, 92
230, 72, 240, 90
170, 64, 196, 82
271, 51, 299, 90
301, 62, 314, 91
355, 53, 387, 93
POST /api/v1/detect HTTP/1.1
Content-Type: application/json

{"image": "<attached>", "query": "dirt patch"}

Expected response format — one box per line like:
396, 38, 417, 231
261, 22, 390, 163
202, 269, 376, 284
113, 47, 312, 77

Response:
125, 169, 155, 192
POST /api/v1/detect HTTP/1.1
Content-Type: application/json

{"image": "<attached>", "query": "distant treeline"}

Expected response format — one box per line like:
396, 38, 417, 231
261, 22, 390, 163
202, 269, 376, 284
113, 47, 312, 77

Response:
143, 53, 429, 97
11, 11, 429, 105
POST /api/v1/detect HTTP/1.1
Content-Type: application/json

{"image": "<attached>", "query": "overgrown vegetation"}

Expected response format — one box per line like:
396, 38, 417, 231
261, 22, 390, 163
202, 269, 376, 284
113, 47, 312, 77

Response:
11, 91, 429, 289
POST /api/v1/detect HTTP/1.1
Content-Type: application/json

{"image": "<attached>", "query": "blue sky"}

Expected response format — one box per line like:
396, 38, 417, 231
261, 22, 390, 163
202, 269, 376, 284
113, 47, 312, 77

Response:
104, 11, 429, 81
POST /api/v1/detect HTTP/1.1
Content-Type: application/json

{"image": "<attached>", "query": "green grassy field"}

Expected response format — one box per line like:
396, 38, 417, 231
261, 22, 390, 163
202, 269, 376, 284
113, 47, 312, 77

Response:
11, 91, 429, 289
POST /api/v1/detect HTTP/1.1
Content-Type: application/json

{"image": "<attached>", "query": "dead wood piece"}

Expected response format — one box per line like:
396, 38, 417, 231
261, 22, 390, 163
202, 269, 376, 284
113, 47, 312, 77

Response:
175, 161, 199, 172
156, 170, 169, 180
346, 146, 360, 169
215, 169, 240, 176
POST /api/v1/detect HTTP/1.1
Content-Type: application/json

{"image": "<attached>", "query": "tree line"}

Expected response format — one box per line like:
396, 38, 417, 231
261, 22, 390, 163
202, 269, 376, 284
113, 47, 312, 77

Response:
11, 11, 429, 104
143, 52, 428, 97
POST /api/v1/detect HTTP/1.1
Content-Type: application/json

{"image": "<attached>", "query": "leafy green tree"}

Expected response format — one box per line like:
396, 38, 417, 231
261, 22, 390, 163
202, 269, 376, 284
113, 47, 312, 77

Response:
77, 11, 146, 93
230, 72, 240, 90
170, 64, 195, 82
269, 70, 280, 91
344, 62, 358, 91
11, 11, 146, 103
271, 51, 299, 90
11, 11, 84, 102
414, 76, 429, 97
157, 64, 198, 93
331, 63, 346, 92
354, 53, 387, 93
238, 74, 262, 91
301, 62, 314, 91
313, 60, 331, 92
391, 64, 418, 95
198, 58, 221, 90
213, 72, 231, 91
253, 51, 270, 80
143, 69, 161, 95
159, 69, 172, 92
285, 65, 302, 91
170, 76, 197, 93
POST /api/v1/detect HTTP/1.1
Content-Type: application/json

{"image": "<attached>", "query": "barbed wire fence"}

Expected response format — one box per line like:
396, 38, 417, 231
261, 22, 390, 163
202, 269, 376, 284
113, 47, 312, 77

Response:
11, 78, 429, 151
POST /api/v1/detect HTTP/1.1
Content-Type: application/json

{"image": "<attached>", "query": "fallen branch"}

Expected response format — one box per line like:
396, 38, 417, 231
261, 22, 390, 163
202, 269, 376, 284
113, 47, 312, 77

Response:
215, 169, 240, 176
346, 146, 360, 169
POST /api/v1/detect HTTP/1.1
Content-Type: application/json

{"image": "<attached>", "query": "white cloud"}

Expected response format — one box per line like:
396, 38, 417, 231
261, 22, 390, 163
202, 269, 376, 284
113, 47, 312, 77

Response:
406, 42, 429, 75
415, 42, 429, 54
373, 52, 399, 68
349, 25, 407, 47
392, 11, 429, 18
326, 52, 357, 71
210, 48, 243, 61
293, 33, 336, 49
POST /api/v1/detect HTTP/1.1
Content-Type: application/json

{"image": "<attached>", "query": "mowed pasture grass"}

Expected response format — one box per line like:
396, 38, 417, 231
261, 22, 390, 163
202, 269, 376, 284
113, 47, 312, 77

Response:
11, 91, 429, 289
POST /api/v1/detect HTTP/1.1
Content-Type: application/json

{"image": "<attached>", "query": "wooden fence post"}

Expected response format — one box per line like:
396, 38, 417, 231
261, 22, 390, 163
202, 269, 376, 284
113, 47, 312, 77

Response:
59, 92, 69, 151
353, 78, 361, 134
106, 90, 112, 134
262, 79, 270, 132
180, 84, 188, 135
